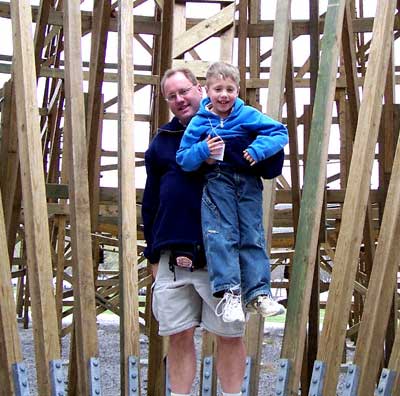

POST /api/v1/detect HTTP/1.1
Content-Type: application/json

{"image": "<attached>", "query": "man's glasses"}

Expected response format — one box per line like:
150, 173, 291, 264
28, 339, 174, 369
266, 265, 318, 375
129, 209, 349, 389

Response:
164, 85, 195, 103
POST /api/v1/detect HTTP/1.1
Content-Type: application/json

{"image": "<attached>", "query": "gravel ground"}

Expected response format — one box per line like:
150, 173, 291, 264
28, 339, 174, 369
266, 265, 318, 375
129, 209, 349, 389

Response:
20, 315, 352, 395
20, 314, 288, 396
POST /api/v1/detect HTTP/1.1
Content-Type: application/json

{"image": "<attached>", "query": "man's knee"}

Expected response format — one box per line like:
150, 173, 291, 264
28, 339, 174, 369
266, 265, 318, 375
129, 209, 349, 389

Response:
169, 327, 196, 349
217, 335, 245, 348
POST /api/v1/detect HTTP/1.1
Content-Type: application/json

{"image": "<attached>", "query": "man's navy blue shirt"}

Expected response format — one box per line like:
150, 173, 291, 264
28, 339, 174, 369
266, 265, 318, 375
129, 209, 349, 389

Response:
142, 117, 205, 264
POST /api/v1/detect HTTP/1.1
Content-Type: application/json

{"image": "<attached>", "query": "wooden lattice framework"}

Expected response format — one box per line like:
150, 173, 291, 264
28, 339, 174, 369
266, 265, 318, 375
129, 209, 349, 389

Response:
1, 0, 400, 395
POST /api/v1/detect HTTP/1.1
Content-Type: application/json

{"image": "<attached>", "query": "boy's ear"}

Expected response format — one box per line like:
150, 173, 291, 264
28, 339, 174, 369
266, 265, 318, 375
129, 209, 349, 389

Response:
205, 85, 209, 94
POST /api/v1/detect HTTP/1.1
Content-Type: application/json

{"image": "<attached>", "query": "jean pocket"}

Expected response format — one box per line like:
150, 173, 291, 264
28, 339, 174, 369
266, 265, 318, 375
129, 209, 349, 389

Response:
205, 170, 221, 182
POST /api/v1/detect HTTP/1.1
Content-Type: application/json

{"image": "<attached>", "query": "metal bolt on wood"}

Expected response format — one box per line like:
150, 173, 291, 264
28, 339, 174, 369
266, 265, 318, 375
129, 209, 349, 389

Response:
341, 364, 359, 396
308, 361, 326, 396
241, 356, 252, 396
12, 362, 30, 396
50, 359, 66, 396
275, 359, 290, 396
88, 357, 102, 396
375, 368, 396, 396
201, 356, 213, 396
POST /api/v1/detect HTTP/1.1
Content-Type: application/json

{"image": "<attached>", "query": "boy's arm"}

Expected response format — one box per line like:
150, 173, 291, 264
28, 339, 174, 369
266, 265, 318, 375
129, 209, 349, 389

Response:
176, 120, 211, 171
245, 110, 288, 162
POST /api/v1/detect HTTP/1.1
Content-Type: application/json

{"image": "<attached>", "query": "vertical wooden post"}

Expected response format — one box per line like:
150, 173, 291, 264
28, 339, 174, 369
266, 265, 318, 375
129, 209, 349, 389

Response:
118, 0, 140, 394
0, 194, 23, 396
86, 0, 111, 231
318, 1, 397, 395
280, 1, 346, 394
10, 1, 61, 394
353, 126, 400, 396
158, 1, 174, 126
63, 0, 99, 394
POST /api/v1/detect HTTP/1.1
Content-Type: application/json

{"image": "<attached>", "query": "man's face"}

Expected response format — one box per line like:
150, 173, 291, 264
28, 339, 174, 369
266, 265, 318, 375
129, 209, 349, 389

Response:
163, 72, 203, 125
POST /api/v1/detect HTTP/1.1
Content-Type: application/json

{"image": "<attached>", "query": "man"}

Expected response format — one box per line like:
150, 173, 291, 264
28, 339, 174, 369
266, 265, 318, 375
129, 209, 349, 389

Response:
142, 68, 246, 396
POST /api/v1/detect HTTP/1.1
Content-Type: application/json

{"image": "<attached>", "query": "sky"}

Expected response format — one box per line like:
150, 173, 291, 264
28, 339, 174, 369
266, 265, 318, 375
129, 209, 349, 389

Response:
0, 0, 382, 188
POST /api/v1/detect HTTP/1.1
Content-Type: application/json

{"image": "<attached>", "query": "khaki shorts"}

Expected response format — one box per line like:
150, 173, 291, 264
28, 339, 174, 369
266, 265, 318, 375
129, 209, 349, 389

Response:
152, 251, 245, 337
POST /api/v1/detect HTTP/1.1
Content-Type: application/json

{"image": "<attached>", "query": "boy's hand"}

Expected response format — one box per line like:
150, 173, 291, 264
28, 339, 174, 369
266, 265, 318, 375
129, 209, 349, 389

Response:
206, 135, 225, 161
243, 149, 257, 166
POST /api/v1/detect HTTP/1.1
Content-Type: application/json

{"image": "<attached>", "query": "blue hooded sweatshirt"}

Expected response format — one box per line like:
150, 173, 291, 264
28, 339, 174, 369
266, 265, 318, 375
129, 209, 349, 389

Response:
176, 97, 288, 178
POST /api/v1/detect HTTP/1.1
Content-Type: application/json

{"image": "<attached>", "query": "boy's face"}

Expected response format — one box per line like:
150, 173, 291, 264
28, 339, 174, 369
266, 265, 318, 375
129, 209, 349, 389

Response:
206, 76, 239, 118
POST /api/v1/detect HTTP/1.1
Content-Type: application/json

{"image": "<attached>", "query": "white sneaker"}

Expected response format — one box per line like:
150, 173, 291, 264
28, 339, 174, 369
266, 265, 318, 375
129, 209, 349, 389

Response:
215, 291, 245, 323
246, 295, 286, 317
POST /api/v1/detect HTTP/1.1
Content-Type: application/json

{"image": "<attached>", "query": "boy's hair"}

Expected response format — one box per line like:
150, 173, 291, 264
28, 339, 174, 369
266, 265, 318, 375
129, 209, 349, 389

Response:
160, 68, 198, 96
206, 62, 240, 87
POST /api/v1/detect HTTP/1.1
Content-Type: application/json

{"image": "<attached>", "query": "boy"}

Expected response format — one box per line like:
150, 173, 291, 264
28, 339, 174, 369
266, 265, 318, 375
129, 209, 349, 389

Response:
176, 62, 288, 322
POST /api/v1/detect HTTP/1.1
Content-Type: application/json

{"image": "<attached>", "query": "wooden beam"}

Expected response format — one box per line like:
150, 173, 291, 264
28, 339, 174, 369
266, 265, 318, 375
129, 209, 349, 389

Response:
118, 0, 140, 394
237, 0, 248, 102
0, 193, 22, 396
249, 1, 289, 396
86, 0, 111, 231
280, 0, 346, 394
63, 0, 99, 394
318, 1, 397, 395
157, 0, 174, 126
219, 2, 235, 62
172, 3, 235, 58
33, 0, 52, 76
10, 0, 61, 394
353, 116, 400, 396
0, 79, 22, 259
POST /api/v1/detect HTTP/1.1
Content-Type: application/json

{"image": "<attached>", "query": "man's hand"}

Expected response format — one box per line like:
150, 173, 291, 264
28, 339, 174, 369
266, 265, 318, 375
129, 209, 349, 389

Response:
243, 149, 257, 166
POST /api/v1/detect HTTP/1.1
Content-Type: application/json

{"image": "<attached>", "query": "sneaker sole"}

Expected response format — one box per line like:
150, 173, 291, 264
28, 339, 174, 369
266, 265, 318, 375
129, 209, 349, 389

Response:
222, 316, 245, 323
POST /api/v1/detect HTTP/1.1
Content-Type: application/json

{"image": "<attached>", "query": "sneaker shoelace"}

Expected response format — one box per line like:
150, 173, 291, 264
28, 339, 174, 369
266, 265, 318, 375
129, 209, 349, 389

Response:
215, 292, 242, 317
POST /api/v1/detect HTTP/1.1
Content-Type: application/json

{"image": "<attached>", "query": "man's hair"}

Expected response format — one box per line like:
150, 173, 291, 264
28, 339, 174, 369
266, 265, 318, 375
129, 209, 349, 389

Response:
206, 62, 240, 87
160, 68, 198, 96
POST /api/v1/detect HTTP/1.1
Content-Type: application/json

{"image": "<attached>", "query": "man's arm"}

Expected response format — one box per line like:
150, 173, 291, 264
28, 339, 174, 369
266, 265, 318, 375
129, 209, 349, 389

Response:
142, 146, 161, 264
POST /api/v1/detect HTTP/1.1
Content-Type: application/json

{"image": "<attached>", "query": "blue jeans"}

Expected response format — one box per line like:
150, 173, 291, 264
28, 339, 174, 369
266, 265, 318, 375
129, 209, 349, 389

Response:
201, 165, 272, 306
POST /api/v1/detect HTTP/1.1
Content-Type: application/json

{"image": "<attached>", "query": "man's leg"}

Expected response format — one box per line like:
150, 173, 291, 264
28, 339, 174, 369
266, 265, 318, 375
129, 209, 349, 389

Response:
168, 327, 197, 394
216, 335, 246, 394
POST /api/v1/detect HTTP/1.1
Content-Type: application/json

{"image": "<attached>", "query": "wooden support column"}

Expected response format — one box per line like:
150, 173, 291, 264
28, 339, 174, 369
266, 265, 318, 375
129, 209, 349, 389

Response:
304, 2, 320, 390
33, 0, 52, 76
280, 1, 346, 394
247, 0, 260, 108
10, 1, 61, 394
382, 51, 397, 366
237, 0, 248, 102
63, 0, 99, 394
0, 195, 23, 396
318, 1, 397, 395
286, 36, 301, 239
118, 0, 140, 394
388, 316, 400, 394
251, 2, 290, 396
353, 112, 400, 396
158, 0, 174, 126
219, 1, 235, 63
0, 79, 22, 259
86, 0, 111, 231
